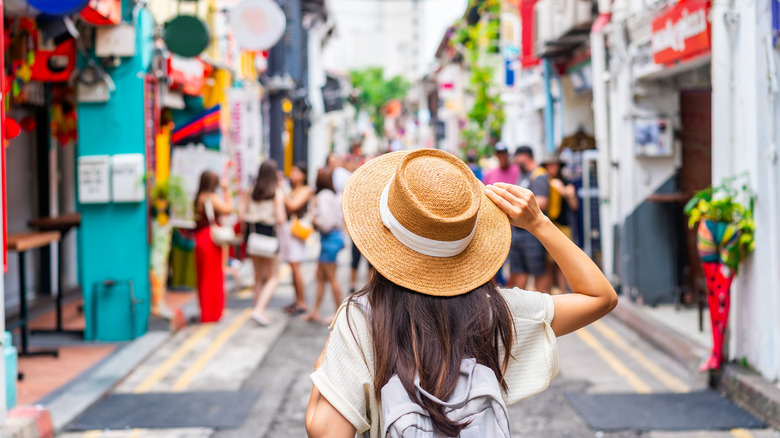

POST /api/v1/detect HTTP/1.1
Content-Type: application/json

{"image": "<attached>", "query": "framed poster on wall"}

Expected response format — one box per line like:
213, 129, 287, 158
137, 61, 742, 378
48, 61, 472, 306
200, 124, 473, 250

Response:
634, 117, 674, 158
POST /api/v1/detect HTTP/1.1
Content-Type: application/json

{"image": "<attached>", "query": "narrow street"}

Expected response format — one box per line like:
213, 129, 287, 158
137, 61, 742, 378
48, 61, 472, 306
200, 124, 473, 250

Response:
56, 257, 774, 438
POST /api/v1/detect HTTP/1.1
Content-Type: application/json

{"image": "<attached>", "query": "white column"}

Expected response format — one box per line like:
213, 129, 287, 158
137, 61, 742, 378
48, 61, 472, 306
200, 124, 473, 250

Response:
710, 0, 736, 183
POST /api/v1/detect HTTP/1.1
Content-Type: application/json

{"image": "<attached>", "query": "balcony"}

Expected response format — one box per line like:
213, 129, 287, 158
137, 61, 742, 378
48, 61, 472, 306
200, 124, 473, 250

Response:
533, 0, 597, 59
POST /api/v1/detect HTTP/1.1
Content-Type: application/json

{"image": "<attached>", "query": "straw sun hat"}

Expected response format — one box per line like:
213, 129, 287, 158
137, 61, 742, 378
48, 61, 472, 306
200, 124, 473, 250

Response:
342, 149, 511, 296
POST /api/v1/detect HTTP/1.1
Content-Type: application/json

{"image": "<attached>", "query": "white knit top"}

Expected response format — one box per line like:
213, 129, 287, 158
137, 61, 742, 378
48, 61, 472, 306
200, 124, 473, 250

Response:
310, 288, 559, 437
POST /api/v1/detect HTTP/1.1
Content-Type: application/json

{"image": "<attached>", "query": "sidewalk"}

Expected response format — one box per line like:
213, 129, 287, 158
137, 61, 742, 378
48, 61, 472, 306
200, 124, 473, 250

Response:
611, 297, 780, 430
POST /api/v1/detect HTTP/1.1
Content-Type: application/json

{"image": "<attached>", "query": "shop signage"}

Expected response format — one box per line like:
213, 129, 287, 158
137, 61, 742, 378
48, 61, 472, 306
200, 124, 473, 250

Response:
227, 87, 263, 190
321, 77, 343, 113
81, 0, 122, 26
651, 0, 711, 65
229, 0, 286, 51
168, 55, 206, 96
27, 0, 89, 16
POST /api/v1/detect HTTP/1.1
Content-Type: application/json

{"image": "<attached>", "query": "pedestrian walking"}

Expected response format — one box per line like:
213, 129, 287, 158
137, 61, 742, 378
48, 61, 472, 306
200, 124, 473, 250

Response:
241, 160, 286, 326
542, 154, 579, 294
305, 149, 617, 437
481, 142, 518, 286
466, 149, 482, 181
193, 170, 234, 323
279, 162, 314, 315
304, 167, 346, 324
509, 145, 552, 293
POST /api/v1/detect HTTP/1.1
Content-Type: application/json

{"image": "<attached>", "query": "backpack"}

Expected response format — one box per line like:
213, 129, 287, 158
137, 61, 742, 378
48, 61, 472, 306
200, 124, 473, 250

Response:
380, 358, 511, 438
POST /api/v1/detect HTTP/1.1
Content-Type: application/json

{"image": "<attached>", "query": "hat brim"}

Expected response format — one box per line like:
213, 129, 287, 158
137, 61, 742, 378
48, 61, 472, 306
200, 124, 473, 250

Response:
342, 151, 511, 297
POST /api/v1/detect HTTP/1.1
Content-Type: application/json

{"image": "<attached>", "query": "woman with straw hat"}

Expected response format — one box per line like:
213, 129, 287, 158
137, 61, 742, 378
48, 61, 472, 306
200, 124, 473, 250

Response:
305, 149, 617, 437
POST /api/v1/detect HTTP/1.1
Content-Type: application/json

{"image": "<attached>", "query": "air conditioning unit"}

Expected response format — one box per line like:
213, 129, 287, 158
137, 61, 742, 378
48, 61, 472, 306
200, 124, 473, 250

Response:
534, 0, 554, 45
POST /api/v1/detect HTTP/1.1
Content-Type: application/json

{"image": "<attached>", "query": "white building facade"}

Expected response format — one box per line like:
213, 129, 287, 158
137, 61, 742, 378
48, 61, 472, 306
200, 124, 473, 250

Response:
591, 0, 780, 381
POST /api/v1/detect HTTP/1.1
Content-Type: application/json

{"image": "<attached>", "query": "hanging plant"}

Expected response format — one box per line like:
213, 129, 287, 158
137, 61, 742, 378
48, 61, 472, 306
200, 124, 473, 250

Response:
451, 0, 504, 158
683, 174, 756, 271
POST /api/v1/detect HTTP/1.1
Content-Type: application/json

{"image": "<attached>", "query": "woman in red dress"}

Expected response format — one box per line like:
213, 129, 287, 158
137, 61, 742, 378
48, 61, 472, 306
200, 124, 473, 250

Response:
193, 171, 234, 323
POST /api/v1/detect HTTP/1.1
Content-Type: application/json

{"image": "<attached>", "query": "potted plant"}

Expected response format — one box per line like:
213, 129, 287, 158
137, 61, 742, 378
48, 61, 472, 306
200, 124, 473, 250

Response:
683, 175, 755, 371
149, 176, 188, 319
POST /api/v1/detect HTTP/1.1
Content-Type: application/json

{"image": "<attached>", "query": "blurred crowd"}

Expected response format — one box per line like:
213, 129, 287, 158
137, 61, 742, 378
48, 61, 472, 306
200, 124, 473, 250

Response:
188, 141, 578, 326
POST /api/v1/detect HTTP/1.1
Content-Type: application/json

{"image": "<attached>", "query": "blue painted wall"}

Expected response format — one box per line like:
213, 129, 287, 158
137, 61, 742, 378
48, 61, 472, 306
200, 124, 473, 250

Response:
76, 7, 154, 341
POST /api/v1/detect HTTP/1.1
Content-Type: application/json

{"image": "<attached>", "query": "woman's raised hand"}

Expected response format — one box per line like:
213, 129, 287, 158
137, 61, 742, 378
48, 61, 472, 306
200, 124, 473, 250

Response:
485, 183, 547, 232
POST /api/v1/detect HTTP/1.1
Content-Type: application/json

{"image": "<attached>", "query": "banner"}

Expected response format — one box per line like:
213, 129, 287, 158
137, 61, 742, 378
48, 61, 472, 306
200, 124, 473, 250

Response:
169, 146, 228, 228
227, 86, 263, 191
651, 0, 711, 66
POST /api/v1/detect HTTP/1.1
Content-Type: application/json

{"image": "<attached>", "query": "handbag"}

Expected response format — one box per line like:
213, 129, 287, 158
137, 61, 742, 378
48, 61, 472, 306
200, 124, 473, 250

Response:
290, 216, 314, 241
205, 199, 237, 246
247, 232, 279, 257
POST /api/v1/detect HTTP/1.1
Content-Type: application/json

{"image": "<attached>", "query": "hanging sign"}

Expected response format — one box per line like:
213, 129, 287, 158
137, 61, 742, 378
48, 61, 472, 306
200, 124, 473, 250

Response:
168, 55, 206, 96
651, 0, 711, 66
229, 0, 286, 51
164, 15, 210, 58
81, 0, 122, 26
227, 87, 262, 190
27, 0, 89, 15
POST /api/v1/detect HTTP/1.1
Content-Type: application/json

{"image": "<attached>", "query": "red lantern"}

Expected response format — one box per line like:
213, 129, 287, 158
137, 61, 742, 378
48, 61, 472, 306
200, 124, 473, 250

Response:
5, 118, 21, 140
20, 116, 36, 132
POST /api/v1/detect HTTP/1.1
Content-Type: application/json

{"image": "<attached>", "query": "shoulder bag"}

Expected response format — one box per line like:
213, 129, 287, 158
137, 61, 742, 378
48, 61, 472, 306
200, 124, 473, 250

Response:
205, 198, 237, 246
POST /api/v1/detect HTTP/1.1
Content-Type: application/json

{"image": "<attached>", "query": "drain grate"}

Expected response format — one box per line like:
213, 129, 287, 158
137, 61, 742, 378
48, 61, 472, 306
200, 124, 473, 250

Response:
66, 391, 260, 431
565, 390, 766, 431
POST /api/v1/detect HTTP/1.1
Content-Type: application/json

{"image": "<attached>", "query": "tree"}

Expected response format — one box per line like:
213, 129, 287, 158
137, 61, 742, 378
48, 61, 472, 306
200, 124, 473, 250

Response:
452, 0, 504, 158
349, 67, 411, 138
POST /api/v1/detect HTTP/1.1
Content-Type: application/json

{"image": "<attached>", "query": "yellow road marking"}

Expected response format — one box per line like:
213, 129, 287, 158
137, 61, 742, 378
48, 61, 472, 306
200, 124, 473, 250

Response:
592, 320, 691, 393
575, 328, 653, 394
236, 288, 253, 299
82, 432, 102, 438
731, 429, 754, 438
128, 430, 143, 438
134, 323, 215, 393
172, 309, 253, 392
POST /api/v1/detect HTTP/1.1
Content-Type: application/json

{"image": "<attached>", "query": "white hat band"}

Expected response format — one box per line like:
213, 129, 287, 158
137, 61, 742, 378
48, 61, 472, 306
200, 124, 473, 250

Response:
379, 181, 477, 258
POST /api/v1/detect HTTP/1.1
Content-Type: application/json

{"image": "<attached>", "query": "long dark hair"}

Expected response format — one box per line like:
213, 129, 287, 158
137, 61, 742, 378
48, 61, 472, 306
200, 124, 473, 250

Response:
194, 170, 220, 212
315, 166, 335, 194
292, 161, 308, 188
252, 159, 279, 201
349, 273, 514, 436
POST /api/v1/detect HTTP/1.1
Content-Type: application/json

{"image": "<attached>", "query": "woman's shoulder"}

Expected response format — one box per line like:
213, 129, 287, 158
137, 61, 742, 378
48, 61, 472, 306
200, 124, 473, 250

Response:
499, 288, 554, 324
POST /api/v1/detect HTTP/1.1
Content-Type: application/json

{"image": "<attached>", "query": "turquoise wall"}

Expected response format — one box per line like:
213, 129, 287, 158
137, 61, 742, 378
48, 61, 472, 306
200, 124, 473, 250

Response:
77, 7, 154, 341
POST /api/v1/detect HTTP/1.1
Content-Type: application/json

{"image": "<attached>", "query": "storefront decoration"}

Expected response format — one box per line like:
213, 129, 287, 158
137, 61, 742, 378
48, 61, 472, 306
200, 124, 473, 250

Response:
168, 55, 209, 96
149, 177, 187, 319
229, 0, 286, 51
81, 0, 122, 26
27, 0, 89, 16
227, 87, 262, 190
651, 0, 711, 66
164, 15, 210, 58
684, 176, 755, 371
171, 105, 221, 146
8, 18, 77, 84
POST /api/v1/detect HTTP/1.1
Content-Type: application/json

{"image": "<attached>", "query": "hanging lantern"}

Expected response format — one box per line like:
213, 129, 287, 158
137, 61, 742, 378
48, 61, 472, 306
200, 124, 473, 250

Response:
5, 118, 21, 140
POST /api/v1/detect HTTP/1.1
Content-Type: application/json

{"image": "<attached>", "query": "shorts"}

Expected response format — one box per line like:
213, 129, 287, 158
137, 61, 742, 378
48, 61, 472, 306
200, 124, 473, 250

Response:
508, 227, 547, 276
319, 229, 345, 264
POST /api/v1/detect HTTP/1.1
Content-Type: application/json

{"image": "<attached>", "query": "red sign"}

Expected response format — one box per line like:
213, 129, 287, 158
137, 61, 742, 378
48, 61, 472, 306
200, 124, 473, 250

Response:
520, 0, 540, 69
1, 0, 6, 272
168, 56, 208, 96
651, 0, 711, 65
82, 0, 122, 26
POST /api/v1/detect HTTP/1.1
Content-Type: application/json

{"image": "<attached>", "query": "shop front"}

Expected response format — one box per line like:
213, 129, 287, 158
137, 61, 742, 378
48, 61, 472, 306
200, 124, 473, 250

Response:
600, 0, 713, 309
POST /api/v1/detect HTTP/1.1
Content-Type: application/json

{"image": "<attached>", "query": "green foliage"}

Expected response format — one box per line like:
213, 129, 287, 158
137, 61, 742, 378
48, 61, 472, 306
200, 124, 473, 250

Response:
349, 67, 411, 138
152, 176, 189, 220
683, 174, 756, 267
451, 0, 504, 157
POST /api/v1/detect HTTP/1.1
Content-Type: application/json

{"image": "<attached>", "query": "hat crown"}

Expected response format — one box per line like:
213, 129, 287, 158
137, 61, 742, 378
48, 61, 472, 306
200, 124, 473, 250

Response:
387, 150, 481, 242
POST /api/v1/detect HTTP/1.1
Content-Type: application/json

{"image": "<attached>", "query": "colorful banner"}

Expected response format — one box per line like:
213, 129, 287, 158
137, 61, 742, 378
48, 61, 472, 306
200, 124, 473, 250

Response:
651, 0, 711, 66
227, 86, 263, 190
171, 105, 221, 145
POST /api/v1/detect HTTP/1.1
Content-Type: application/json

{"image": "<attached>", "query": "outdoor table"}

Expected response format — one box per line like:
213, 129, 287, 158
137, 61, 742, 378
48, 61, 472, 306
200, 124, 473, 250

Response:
28, 212, 83, 336
6, 231, 61, 357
